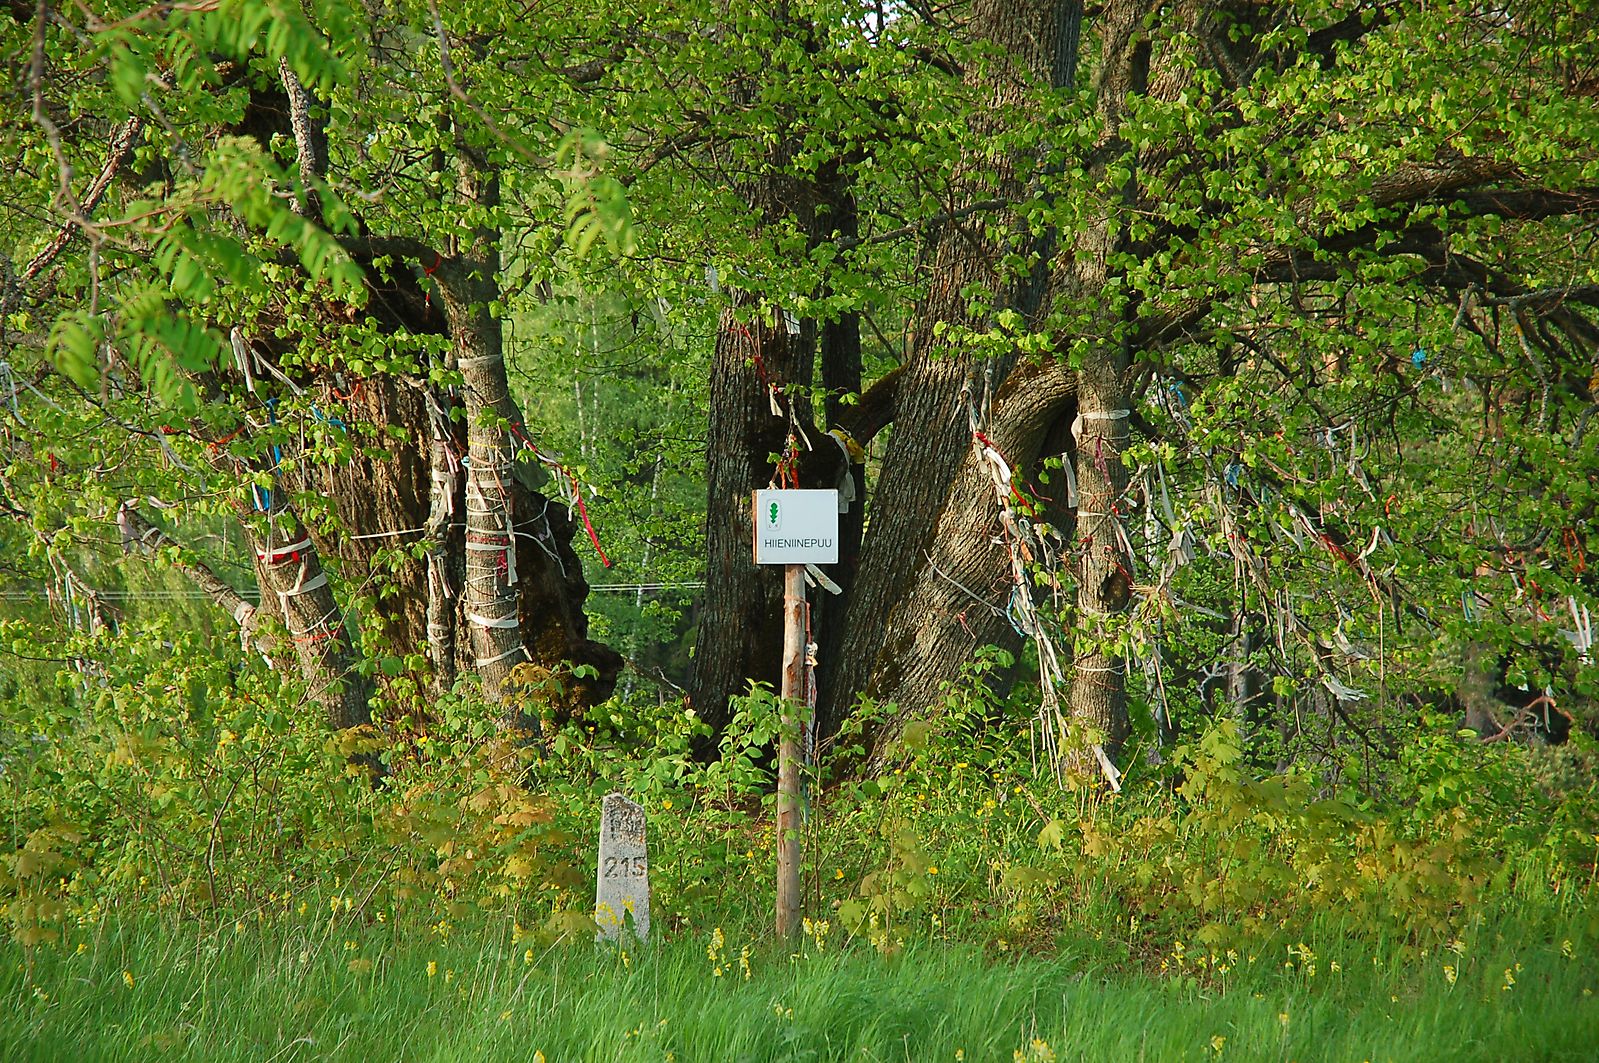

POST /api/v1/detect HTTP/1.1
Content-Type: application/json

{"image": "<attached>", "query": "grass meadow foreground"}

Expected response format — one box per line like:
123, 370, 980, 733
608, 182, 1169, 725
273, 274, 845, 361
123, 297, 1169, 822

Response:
3, 906, 1597, 1062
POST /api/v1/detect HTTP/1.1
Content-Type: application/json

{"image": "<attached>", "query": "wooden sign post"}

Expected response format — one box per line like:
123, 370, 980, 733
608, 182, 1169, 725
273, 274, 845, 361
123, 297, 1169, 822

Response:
775, 563, 806, 939
753, 489, 838, 939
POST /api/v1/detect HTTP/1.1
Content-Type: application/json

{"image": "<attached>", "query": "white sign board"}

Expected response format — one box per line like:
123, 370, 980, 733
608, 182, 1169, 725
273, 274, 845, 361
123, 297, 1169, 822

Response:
753, 489, 839, 565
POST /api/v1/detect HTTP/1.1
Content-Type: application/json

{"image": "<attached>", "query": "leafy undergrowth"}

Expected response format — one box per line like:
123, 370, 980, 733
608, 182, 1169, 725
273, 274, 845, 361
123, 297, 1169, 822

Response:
2, 910, 1596, 1063
4, 638, 1599, 1058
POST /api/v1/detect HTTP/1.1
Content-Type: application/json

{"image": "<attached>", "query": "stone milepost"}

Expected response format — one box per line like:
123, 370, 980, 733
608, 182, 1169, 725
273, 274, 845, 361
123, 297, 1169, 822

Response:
594, 792, 650, 943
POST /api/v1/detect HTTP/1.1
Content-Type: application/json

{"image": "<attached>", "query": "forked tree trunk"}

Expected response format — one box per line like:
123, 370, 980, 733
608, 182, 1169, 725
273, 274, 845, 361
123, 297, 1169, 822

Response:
854, 361, 1078, 770
819, 0, 1082, 751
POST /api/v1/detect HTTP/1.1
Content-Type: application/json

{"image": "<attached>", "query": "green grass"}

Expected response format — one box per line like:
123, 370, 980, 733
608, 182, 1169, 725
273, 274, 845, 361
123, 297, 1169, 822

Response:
4, 913, 1597, 1062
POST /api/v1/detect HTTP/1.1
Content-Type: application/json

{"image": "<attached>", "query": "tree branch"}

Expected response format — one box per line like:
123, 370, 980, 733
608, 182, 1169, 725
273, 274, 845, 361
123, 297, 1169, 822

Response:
21, 116, 143, 282
116, 502, 261, 635
278, 58, 327, 218
1136, 169, 1599, 351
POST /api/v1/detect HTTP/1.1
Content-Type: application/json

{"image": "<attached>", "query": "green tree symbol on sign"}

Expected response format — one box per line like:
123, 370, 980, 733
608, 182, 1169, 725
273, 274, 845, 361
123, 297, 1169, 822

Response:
768, 501, 780, 526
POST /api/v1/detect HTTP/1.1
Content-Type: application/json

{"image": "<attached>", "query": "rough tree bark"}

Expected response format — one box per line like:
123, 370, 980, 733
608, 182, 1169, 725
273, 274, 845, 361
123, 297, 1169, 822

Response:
1031, 0, 1148, 774
424, 387, 461, 698
689, 296, 814, 737
820, 0, 1084, 755
246, 503, 373, 732
809, 158, 867, 743
432, 159, 623, 715
684, 28, 822, 735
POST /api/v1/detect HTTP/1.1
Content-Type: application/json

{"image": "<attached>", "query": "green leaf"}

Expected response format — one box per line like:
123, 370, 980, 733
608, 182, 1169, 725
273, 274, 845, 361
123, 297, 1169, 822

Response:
1037, 818, 1066, 852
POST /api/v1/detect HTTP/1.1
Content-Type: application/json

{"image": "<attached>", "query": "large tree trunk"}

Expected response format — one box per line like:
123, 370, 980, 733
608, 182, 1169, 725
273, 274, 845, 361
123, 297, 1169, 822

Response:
1061, 0, 1217, 774
439, 245, 524, 707
308, 373, 433, 663
260, 53, 620, 715
684, 23, 823, 734
819, 0, 1083, 752
1067, 350, 1135, 769
689, 300, 814, 736
852, 361, 1078, 768
810, 160, 867, 743
1460, 640, 1506, 737
436, 164, 621, 716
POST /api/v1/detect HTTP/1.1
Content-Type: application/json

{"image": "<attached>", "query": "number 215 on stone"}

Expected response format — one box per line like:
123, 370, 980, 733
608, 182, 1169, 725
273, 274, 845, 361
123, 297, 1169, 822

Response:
603, 856, 646, 878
